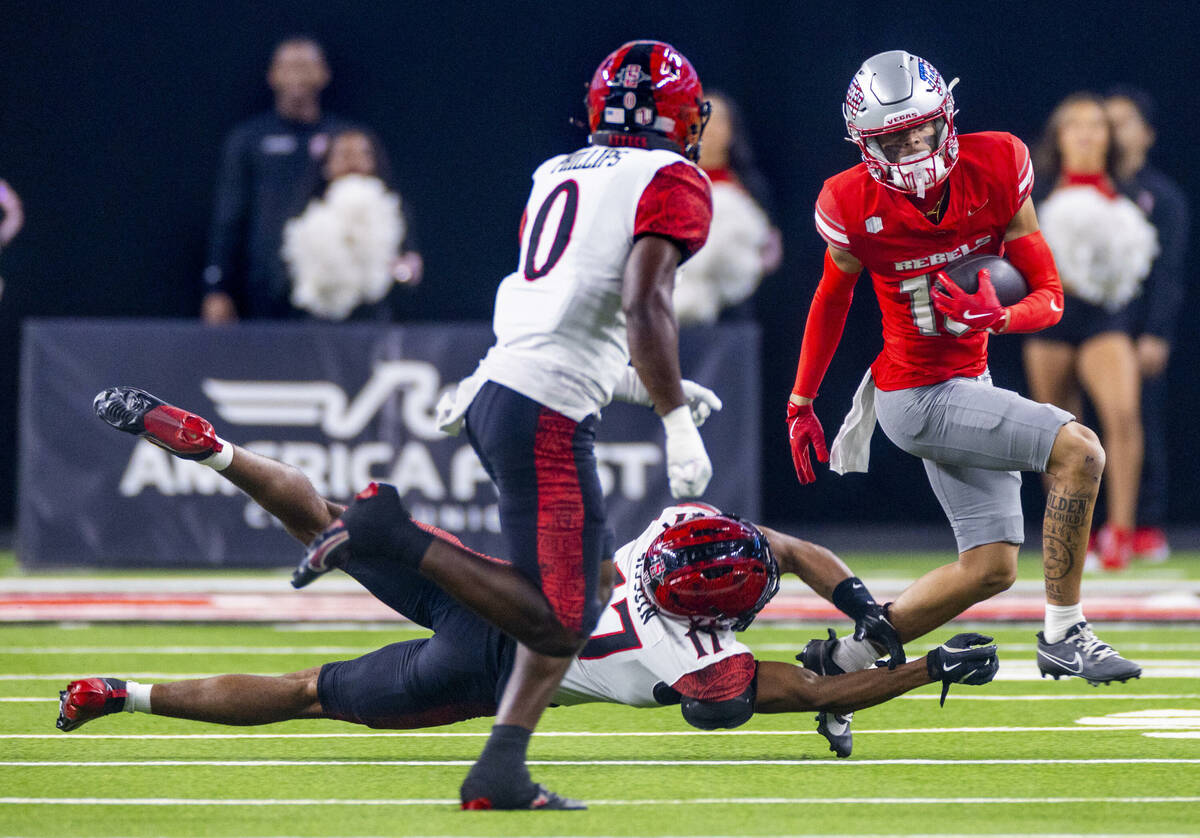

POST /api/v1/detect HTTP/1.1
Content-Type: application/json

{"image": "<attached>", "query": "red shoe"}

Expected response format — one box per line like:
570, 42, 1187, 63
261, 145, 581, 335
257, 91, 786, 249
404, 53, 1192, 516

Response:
57, 678, 127, 731
94, 386, 223, 461
1098, 525, 1133, 572
1132, 527, 1169, 562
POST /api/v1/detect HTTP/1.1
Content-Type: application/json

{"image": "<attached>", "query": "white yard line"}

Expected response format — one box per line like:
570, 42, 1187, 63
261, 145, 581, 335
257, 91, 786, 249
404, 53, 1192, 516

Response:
4, 725, 1197, 740
2, 796, 1198, 806
4, 758, 1199, 768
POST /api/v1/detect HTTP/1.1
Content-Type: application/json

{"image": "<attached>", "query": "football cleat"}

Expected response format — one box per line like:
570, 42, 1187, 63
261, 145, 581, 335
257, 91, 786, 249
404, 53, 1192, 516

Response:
292, 519, 350, 589
462, 784, 586, 811
1037, 621, 1142, 685
94, 386, 223, 461
57, 677, 127, 731
798, 628, 853, 758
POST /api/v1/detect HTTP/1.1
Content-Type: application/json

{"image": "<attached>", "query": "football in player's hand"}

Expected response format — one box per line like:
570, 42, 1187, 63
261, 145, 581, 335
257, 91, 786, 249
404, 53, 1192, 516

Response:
940, 254, 1029, 306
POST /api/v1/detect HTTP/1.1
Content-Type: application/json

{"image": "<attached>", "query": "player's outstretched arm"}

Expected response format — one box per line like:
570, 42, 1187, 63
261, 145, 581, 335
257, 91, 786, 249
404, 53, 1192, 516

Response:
754, 633, 998, 716
759, 525, 904, 664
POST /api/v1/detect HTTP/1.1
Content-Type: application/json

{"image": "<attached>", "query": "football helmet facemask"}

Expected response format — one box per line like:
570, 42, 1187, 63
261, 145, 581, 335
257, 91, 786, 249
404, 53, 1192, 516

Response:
640, 514, 780, 632
587, 40, 710, 161
843, 50, 959, 197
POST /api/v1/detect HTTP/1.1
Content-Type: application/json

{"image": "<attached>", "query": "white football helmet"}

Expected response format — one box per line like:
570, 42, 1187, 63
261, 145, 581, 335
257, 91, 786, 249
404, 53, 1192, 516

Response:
843, 50, 959, 197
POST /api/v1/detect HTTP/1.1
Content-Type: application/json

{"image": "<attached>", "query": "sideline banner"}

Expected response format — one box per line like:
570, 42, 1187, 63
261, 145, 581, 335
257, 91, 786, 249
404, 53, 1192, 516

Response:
18, 319, 760, 568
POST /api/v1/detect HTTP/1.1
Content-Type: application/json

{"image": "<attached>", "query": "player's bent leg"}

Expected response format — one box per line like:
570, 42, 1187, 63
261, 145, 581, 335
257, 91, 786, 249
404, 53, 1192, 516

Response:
798, 628, 853, 758
886, 542, 1018, 641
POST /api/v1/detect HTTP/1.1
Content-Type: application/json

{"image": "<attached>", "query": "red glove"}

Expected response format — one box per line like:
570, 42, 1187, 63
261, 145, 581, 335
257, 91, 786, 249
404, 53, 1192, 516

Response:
786, 400, 828, 484
931, 269, 1007, 334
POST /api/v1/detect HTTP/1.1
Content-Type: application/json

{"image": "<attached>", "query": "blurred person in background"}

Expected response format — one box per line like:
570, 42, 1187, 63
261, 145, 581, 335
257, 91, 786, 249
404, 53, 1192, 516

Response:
202, 37, 359, 323
281, 128, 423, 321
673, 91, 782, 325
1024, 93, 1159, 570
1104, 87, 1190, 562
0, 179, 24, 303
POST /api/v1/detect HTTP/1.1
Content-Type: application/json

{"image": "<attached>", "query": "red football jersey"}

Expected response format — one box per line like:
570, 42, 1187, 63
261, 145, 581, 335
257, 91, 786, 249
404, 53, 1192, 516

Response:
814, 132, 1034, 390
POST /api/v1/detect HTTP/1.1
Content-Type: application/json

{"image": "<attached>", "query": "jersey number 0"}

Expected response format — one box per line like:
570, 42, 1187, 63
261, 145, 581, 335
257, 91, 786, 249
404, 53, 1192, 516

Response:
524, 180, 579, 280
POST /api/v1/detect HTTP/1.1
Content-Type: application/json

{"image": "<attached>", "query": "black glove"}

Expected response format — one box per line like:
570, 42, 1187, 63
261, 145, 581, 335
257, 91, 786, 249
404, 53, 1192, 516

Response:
925, 632, 999, 706
831, 577, 905, 669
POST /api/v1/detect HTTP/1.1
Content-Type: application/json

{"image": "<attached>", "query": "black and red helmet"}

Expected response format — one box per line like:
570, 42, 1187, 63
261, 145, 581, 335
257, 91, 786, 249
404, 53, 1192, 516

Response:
640, 514, 780, 631
586, 40, 710, 161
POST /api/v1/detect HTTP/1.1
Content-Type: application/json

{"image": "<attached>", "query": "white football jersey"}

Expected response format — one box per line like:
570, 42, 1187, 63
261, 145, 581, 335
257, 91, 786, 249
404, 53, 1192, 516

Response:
465, 144, 711, 422
554, 503, 753, 707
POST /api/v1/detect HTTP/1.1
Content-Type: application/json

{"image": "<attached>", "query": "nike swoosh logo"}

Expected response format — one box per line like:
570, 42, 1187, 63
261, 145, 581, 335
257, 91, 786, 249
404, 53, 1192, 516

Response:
851, 582, 864, 589
942, 661, 962, 672
1038, 649, 1084, 674
962, 311, 993, 320
1050, 301, 1063, 312
967, 199, 989, 216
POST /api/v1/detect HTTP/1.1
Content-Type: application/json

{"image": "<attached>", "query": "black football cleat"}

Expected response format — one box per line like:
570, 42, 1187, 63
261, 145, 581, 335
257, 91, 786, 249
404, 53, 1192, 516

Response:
798, 628, 853, 758
94, 386, 224, 461
292, 519, 351, 588
57, 678, 128, 731
461, 784, 586, 811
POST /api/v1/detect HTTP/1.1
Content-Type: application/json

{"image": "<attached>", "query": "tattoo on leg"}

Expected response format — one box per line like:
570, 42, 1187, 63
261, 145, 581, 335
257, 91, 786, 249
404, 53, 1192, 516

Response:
1043, 486, 1093, 581
1043, 535, 1073, 580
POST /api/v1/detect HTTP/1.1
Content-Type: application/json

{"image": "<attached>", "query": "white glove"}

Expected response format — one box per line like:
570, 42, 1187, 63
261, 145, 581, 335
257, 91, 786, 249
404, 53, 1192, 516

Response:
611, 367, 723, 427
662, 405, 712, 498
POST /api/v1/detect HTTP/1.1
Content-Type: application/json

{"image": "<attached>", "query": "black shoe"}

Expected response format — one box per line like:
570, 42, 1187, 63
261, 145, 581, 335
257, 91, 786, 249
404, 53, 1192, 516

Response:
798, 628, 853, 758
292, 519, 350, 588
461, 784, 586, 811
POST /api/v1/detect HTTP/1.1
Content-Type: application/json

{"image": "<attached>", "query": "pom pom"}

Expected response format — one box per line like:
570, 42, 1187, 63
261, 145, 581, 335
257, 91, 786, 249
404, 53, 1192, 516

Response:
1038, 185, 1159, 312
673, 181, 770, 325
282, 174, 406, 320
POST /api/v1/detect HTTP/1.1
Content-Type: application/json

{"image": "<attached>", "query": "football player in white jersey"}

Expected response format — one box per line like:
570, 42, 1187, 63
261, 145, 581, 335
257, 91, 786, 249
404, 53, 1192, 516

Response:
67, 388, 1000, 771
86, 41, 724, 811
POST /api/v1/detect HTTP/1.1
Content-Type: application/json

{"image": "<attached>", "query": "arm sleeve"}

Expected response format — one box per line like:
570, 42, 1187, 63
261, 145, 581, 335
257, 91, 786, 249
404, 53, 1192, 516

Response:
670, 652, 756, 701
204, 128, 250, 296
633, 161, 713, 262
1139, 184, 1191, 341
1000, 230, 1064, 333
1012, 136, 1035, 208
791, 249, 860, 398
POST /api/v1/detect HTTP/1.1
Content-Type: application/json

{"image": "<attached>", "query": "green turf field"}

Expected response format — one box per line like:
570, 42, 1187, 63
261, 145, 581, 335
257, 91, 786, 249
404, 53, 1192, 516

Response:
2, 622, 1198, 837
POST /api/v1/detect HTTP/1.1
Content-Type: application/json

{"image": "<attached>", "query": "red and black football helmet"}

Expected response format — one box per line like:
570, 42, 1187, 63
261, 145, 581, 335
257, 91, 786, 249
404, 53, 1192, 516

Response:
640, 514, 780, 631
586, 40, 710, 161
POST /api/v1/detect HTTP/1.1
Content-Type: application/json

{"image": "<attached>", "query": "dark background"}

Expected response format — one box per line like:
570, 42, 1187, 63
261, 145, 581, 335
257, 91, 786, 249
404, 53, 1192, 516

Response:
0, 1, 1194, 533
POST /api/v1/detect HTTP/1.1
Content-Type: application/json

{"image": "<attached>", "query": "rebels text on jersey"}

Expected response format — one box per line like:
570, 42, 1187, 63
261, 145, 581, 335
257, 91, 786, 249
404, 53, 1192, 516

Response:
813, 132, 1034, 390
475, 146, 712, 421
554, 503, 756, 709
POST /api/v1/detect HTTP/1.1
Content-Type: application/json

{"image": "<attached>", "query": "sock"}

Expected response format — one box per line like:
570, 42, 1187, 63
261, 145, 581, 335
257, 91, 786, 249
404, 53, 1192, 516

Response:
460, 724, 536, 806
832, 636, 880, 673
199, 438, 233, 471
1043, 603, 1085, 643
124, 681, 153, 713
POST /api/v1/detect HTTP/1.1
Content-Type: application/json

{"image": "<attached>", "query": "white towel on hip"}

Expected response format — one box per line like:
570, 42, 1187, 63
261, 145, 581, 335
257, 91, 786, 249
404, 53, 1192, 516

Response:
829, 370, 877, 475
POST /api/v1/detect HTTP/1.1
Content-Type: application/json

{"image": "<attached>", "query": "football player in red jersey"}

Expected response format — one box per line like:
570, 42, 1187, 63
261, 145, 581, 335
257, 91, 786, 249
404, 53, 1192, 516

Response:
787, 50, 1141, 755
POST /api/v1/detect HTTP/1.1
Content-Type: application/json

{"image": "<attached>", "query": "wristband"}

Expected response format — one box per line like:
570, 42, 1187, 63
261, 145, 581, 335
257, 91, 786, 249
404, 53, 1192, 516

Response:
831, 576, 876, 620
661, 404, 694, 435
